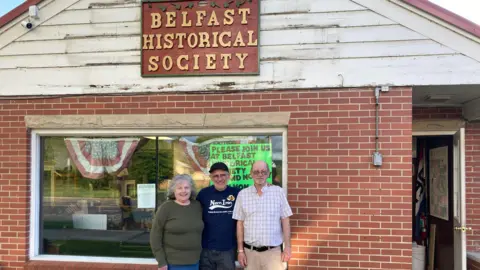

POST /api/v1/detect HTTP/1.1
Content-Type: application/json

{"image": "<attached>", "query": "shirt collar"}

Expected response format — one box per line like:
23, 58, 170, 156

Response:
250, 184, 270, 193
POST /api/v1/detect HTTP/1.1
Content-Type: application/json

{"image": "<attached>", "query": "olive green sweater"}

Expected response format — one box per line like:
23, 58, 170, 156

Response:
150, 200, 203, 267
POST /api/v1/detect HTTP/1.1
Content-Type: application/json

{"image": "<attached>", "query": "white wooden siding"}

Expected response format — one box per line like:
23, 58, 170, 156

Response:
0, 0, 479, 96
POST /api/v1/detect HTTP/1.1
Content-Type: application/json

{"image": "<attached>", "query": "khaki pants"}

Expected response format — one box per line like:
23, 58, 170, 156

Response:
244, 247, 284, 270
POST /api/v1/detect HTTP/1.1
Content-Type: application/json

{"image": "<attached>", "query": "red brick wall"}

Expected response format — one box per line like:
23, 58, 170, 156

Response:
0, 87, 413, 270
466, 123, 480, 253
413, 107, 480, 253
412, 107, 462, 119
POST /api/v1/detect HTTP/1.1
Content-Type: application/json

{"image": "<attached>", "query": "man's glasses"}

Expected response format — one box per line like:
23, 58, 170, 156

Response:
252, 170, 270, 176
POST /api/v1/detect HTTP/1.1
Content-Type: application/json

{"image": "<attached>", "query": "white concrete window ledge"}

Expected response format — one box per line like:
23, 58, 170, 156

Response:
24, 112, 291, 129
468, 252, 480, 263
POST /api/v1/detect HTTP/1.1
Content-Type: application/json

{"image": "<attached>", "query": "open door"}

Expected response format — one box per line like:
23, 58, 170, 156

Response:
453, 128, 466, 270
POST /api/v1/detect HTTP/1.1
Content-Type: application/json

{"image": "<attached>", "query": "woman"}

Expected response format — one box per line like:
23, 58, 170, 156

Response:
150, 174, 203, 270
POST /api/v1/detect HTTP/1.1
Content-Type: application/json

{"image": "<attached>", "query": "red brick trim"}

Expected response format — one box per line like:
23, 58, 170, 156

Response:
401, 0, 480, 38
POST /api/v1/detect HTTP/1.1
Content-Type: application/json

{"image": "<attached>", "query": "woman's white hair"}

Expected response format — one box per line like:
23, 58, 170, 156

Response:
166, 174, 197, 200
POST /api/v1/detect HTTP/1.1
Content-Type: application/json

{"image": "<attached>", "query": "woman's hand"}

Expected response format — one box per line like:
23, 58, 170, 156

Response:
158, 265, 167, 270
238, 252, 247, 267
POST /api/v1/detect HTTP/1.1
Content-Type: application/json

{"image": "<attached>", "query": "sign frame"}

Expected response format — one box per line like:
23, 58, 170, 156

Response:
140, 0, 260, 77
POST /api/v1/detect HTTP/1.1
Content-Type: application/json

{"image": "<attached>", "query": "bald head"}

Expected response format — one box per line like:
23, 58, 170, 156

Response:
250, 160, 270, 187
251, 160, 269, 172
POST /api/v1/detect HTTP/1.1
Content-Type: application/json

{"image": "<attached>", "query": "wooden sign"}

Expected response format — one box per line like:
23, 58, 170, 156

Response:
141, 0, 259, 77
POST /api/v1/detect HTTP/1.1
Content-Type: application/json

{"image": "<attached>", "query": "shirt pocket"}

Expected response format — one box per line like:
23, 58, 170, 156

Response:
267, 196, 282, 218
243, 201, 257, 217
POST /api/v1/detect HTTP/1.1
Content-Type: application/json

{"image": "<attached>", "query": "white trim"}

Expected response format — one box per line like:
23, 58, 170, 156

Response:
282, 130, 288, 195
33, 128, 286, 136
459, 127, 467, 270
29, 127, 287, 263
30, 255, 157, 265
351, 0, 480, 63
391, 0, 480, 44
412, 131, 457, 136
467, 252, 480, 262
29, 131, 41, 259
0, 0, 81, 51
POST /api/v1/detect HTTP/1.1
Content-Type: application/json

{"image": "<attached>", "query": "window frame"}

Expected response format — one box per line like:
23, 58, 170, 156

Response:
29, 128, 288, 264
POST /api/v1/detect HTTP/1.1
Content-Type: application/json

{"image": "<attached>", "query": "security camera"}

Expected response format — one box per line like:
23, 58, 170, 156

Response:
21, 20, 33, 29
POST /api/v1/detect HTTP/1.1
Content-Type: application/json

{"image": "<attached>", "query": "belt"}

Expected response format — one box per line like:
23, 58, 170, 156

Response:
243, 242, 280, 252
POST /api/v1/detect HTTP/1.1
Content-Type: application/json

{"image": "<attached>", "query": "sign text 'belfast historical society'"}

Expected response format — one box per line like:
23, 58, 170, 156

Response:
141, 0, 259, 76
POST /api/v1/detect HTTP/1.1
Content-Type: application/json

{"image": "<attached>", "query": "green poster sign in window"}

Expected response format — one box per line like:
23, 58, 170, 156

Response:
209, 143, 272, 189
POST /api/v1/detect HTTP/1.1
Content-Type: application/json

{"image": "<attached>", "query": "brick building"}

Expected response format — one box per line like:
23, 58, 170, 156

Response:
0, 0, 479, 270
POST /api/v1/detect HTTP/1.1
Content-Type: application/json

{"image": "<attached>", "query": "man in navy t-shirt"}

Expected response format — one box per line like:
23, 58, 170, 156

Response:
197, 162, 240, 270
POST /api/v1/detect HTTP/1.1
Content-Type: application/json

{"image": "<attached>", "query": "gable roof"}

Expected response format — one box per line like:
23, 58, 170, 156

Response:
402, 0, 480, 38
0, 0, 43, 31
0, 0, 479, 38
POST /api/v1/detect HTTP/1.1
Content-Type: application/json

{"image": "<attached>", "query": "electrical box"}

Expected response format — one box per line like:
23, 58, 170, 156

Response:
373, 152, 383, 166
29, 5, 39, 19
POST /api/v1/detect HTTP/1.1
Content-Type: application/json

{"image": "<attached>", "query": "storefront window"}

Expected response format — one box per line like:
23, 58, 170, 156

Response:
40, 134, 283, 258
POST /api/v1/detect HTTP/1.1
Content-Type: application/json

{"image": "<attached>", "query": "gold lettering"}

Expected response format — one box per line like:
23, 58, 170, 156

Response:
247, 30, 257, 46
176, 33, 187, 49
223, 9, 234, 25
233, 32, 246, 47
181, 11, 192, 27
142, 34, 154, 49
187, 33, 199, 48
211, 32, 219, 48
207, 10, 220, 26
155, 34, 162, 49
164, 33, 174, 49
162, 56, 173, 71
235, 53, 248, 69
219, 31, 231, 47
166, 12, 176, 27
196, 10, 207, 26
206, 54, 216, 70
220, 54, 232, 70
193, 54, 200, 70
148, 56, 159, 71
177, 55, 189, 71
238, 8, 250, 25
199, 32, 210, 48
151, 13, 161, 28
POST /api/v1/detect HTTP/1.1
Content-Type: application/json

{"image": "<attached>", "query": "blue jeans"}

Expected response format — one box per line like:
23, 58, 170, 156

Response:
168, 262, 199, 270
199, 249, 236, 270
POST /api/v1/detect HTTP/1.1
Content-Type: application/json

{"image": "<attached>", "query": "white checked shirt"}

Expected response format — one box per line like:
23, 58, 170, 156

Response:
232, 185, 293, 247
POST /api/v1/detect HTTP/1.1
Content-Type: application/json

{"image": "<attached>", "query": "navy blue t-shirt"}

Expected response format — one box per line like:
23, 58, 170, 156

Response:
196, 185, 240, 251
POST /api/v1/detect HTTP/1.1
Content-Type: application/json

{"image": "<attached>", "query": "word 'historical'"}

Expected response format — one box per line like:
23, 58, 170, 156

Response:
143, 6, 258, 73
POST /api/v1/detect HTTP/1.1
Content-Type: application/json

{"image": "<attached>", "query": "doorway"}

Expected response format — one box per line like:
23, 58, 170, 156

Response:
412, 128, 466, 270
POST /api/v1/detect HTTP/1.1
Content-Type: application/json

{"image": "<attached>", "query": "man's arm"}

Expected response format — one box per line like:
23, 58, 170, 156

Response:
236, 220, 244, 251
236, 220, 247, 267
281, 217, 292, 262
281, 217, 291, 248
232, 192, 247, 267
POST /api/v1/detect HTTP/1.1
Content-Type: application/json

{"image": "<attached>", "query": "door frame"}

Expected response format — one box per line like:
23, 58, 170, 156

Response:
413, 119, 467, 270
412, 119, 465, 136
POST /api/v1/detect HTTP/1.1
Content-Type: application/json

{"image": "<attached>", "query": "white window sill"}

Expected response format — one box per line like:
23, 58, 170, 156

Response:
30, 255, 157, 265
468, 252, 480, 263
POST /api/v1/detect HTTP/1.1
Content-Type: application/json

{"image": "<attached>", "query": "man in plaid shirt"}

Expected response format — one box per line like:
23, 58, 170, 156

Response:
232, 160, 293, 270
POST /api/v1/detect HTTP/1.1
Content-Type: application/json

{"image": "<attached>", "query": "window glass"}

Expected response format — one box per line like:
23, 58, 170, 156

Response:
40, 134, 283, 258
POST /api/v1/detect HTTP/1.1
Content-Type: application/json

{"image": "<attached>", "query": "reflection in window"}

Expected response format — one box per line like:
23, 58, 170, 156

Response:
41, 135, 283, 258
